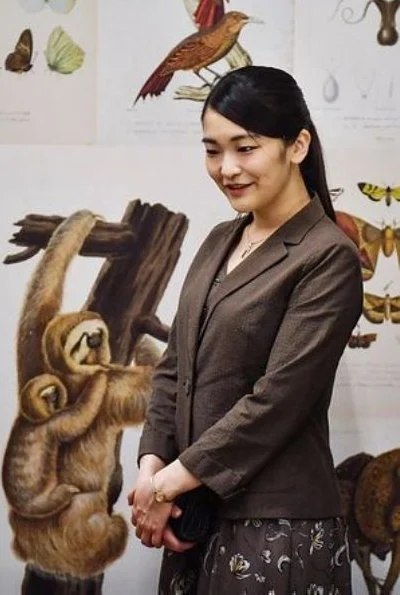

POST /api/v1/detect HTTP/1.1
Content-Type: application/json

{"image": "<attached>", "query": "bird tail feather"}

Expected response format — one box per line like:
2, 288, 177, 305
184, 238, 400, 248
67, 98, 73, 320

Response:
134, 64, 174, 105
194, 0, 224, 29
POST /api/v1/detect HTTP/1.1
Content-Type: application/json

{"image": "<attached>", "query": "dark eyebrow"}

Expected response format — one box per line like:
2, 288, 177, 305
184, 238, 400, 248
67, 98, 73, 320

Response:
201, 134, 256, 144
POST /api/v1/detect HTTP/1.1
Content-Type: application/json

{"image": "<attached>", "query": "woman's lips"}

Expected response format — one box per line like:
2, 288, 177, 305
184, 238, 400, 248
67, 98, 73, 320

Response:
224, 183, 253, 197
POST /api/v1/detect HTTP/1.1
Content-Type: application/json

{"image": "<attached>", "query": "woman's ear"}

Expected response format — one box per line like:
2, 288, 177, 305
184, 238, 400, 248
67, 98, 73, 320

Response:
290, 128, 311, 165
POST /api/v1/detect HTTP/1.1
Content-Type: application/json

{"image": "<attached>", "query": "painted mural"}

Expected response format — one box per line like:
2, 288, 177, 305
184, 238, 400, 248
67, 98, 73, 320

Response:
1, 202, 188, 593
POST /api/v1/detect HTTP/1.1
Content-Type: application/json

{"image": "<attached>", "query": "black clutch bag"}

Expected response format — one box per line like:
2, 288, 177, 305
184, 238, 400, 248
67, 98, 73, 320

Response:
169, 485, 218, 543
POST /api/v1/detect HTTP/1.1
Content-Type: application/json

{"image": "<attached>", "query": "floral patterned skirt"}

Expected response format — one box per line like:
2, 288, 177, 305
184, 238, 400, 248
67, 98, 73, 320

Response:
158, 517, 352, 595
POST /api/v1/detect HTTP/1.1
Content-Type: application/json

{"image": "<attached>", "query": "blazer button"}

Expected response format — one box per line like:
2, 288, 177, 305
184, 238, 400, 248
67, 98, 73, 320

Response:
184, 378, 192, 397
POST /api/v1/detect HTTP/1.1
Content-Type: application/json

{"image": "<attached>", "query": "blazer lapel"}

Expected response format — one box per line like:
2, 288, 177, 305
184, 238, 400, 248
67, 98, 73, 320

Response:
187, 196, 325, 362
198, 237, 288, 343
184, 218, 247, 370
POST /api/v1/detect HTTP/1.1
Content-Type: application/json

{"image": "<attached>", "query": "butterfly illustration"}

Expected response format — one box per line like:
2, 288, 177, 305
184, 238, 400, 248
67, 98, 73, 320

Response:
5, 29, 33, 73
363, 293, 400, 324
347, 331, 377, 349
45, 27, 85, 74
18, 0, 77, 14
335, 211, 400, 281
357, 182, 400, 206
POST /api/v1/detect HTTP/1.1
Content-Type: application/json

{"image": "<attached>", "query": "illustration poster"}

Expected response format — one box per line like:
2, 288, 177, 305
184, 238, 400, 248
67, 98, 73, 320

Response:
322, 147, 400, 461
294, 0, 400, 149
311, 145, 400, 593
0, 1, 399, 592
0, 0, 96, 144
97, 0, 295, 145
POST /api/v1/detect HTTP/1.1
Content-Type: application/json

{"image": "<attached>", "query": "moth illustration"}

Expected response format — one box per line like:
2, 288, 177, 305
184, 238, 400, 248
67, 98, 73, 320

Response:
335, 211, 400, 281
363, 293, 400, 324
45, 27, 85, 74
348, 331, 377, 349
5, 29, 33, 73
329, 187, 344, 202
357, 182, 400, 207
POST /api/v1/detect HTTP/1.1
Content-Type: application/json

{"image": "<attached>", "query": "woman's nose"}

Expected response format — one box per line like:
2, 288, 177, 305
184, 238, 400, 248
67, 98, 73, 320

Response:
220, 153, 241, 178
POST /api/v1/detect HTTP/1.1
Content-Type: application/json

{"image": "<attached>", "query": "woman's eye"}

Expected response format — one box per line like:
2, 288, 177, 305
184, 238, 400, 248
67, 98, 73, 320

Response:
238, 145, 256, 153
205, 149, 219, 156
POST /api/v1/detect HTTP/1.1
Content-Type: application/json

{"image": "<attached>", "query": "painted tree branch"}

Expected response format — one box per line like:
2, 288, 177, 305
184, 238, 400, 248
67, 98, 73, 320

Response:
4, 214, 137, 264
83, 200, 188, 364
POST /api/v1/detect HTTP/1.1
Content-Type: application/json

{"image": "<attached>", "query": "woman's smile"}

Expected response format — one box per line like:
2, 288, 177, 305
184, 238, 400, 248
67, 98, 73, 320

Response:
224, 182, 254, 197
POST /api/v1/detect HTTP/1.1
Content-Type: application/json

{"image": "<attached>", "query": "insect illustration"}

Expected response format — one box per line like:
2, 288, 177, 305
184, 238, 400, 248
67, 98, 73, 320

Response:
335, 211, 400, 281
347, 331, 377, 348
18, 0, 77, 14
45, 27, 85, 74
5, 29, 33, 73
357, 182, 400, 206
363, 292, 400, 323
134, 11, 262, 104
328, 187, 344, 201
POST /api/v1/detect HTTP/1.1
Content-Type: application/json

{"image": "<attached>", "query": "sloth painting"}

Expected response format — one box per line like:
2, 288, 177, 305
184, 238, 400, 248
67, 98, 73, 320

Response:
2, 210, 160, 581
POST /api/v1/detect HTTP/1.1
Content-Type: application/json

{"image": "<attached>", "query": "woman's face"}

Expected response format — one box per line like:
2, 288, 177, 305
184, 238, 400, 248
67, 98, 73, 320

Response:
202, 108, 302, 217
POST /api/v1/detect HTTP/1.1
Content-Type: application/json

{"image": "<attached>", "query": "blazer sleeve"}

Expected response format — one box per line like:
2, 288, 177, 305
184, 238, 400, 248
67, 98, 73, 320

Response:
179, 242, 363, 500
138, 316, 179, 465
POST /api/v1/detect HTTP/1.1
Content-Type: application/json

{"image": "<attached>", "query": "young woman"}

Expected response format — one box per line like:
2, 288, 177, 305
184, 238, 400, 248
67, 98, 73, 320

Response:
130, 66, 363, 594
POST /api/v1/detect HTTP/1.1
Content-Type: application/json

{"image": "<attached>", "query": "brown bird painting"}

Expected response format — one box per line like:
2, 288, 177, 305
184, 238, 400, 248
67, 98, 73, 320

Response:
183, 0, 251, 71
134, 11, 261, 105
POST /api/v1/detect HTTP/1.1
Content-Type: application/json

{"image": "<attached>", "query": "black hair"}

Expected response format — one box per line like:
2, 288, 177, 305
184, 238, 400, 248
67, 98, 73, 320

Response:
201, 66, 335, 222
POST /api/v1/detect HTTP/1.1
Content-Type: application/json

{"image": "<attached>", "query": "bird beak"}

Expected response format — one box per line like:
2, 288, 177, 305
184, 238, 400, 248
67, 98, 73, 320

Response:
247, 16, 264, 24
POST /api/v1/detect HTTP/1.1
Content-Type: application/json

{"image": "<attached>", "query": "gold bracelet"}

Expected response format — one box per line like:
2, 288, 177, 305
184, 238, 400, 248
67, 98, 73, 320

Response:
150, 475, 170, 503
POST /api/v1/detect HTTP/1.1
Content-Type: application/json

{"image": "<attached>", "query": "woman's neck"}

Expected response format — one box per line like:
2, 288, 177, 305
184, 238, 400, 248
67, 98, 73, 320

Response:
251, 178, 311, 235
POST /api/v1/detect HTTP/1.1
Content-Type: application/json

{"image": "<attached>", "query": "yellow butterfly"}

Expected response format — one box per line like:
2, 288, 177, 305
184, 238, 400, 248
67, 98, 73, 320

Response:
358, 182, 400, 206
335, 211, 400, 281
363, 293, 400, 324
45, 27, 84, 75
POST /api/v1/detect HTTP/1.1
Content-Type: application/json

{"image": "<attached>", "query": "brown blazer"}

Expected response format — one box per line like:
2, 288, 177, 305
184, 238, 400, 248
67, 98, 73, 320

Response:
138, 198, 363, 519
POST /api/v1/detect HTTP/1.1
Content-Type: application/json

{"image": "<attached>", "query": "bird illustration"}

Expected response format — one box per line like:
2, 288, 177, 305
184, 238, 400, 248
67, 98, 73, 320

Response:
183, 0, 251, 69
134, 11, 261, 104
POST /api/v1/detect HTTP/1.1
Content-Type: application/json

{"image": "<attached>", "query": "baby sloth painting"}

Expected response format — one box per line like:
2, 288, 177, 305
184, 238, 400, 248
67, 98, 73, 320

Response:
1, 210, 159, 579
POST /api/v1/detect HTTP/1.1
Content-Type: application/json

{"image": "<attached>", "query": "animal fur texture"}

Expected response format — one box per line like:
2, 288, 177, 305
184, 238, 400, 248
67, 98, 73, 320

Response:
9, 491, 128, 578
3, 210, 159, 578
43, 311, 153, 495
2, 373, 106, 519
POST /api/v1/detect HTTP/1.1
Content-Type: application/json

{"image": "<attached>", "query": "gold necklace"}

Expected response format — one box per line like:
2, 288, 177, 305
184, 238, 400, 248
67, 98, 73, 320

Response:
240, 226, 266, 259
